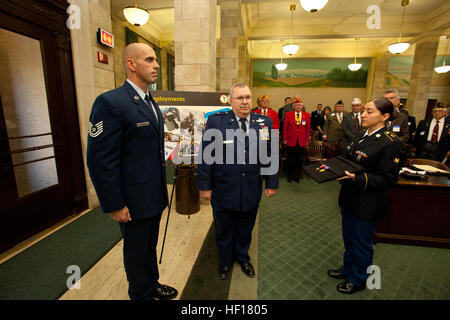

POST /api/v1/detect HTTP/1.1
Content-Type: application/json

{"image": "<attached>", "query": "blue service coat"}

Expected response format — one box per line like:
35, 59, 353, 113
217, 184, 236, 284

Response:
86, 81, 168, 219
197, 110, 279, 212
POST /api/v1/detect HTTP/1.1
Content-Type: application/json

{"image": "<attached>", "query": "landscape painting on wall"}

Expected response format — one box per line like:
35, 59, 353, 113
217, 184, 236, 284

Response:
252, 58, 370, 88
386, 56, 449, 87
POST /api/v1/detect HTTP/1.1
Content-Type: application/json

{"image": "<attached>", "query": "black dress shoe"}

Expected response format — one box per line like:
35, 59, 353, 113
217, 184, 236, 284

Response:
294, 178, 300, 183
240, 261, 255, 278
287, 177, 293, 182
336, 280, 365, 294
327, 269, 347, 279
219, 266, 232, 280
152, 284, 178, 300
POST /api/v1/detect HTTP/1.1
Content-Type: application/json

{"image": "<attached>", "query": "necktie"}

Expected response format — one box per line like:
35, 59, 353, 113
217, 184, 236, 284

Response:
431, 121, 439, 142
145, 94, 158, 125
338, 113, 342, 124
296, 113, 301, 126
263, 109, 266, 116
239, 118, 247, 132
355, 113, 360, 131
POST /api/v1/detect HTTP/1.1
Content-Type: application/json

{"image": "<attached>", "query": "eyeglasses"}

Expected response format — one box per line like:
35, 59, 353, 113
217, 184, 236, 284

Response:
231, 95, 251, 101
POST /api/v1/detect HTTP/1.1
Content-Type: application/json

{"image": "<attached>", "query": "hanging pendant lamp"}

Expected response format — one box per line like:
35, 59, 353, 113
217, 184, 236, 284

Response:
283, 4, 299, 55
388, 0, 410, 54
123, 0, 150, 26
348, 38, 362, 71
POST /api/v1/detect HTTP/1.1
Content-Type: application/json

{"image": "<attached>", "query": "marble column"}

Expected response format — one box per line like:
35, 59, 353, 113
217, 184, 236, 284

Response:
174, 0, 217, 92
407, 36, 440, 119
219, 0, 241, 92
370, 53, 390, 100
238, 38, 249, 84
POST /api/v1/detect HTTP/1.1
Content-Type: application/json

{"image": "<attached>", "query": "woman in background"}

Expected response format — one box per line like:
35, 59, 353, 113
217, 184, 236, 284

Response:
317, 106, 331, 141
327, 98, 405, 294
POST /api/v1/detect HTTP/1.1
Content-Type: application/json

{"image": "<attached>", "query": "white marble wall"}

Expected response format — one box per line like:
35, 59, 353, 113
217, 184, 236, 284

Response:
174, 0, 217, 92
69, 0, 115, 208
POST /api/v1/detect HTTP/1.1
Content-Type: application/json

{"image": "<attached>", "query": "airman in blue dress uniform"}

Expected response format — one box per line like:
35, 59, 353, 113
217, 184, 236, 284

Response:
198, 83, 279, 280
87, 43, 177, 300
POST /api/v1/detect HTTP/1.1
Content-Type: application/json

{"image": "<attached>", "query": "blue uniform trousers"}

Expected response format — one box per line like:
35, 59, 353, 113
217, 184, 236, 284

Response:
212, 201, 258, 267
339, 209, 378, 287
119, 214, 162, 300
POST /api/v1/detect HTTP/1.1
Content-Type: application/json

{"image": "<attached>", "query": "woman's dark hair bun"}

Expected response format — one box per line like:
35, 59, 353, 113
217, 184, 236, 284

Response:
373, 98, 394, 121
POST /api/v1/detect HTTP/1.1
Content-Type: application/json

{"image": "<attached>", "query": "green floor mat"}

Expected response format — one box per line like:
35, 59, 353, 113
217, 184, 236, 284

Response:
0, 207, 122, 300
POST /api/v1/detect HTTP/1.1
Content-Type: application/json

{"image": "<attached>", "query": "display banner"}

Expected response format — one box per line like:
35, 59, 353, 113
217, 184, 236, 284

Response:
152, 91, 231, 162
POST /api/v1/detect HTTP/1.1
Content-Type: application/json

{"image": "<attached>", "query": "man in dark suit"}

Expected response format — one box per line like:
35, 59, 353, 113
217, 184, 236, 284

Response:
278, 96, 295, 136
198, 83, 278, 280
86, 43, 177, 300
310, 103, 323, 140
383, 89, 409, 144
342, 98, 362, 149
415, 105, 449, 161
323, 100, 347, 155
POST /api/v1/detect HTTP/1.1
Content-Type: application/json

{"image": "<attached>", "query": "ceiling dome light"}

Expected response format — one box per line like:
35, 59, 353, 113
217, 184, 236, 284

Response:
275, 63, 288, 71
388, 42, 410, 54
123, 1, 149, 26
348, 63, 362, 71
300, 0, 328, 13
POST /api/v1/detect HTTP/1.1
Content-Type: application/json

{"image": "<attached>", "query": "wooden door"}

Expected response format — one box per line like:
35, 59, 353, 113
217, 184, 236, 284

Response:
0, 0, 87, 253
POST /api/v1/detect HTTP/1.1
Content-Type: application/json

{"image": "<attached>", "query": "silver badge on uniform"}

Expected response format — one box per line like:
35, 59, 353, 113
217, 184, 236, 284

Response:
89, 121, 103, 138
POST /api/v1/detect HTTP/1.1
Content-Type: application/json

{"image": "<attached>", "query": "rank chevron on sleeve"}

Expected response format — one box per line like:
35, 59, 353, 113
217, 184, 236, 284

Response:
89, 121, 104, 138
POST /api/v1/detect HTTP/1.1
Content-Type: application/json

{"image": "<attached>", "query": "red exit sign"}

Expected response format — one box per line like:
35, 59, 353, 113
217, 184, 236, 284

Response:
97, 28, 114, 48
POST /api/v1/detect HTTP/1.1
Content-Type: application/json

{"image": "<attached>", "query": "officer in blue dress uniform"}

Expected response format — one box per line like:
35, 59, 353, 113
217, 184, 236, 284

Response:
198, 83, 279, 280
86, 43, 177, 300
327, 98, 405, 294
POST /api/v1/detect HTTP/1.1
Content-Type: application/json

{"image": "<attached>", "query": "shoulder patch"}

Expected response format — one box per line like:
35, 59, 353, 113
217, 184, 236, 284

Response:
384, 130, 401, 142
209, 111, 227, 117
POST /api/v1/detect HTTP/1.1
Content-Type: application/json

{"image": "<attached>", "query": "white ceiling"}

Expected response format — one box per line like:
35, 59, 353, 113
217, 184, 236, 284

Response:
111, 0, 450, 58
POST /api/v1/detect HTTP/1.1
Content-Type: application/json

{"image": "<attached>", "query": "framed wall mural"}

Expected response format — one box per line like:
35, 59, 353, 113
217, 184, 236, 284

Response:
386, 56, 449, 87
386, 56, 413, 87
252, 58, 370, 88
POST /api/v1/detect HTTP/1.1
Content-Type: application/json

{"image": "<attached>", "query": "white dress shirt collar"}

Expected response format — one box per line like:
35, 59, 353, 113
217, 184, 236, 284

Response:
127, 79, 148, 101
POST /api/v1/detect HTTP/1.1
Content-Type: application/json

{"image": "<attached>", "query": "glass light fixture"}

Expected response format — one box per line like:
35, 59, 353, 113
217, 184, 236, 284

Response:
348, 63, 362, 71
435, 65, 450, 73
276, 41, 288, 70
348, 38, 362, 71
300, 0, 328, 13
388, 42, 410, 55
434, 36, 450, 74
282, 43, 299, 55
275, 62, 288, 71
283, 4, 299, 55
388, 0, 410, 55
123, 1, 150, 26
